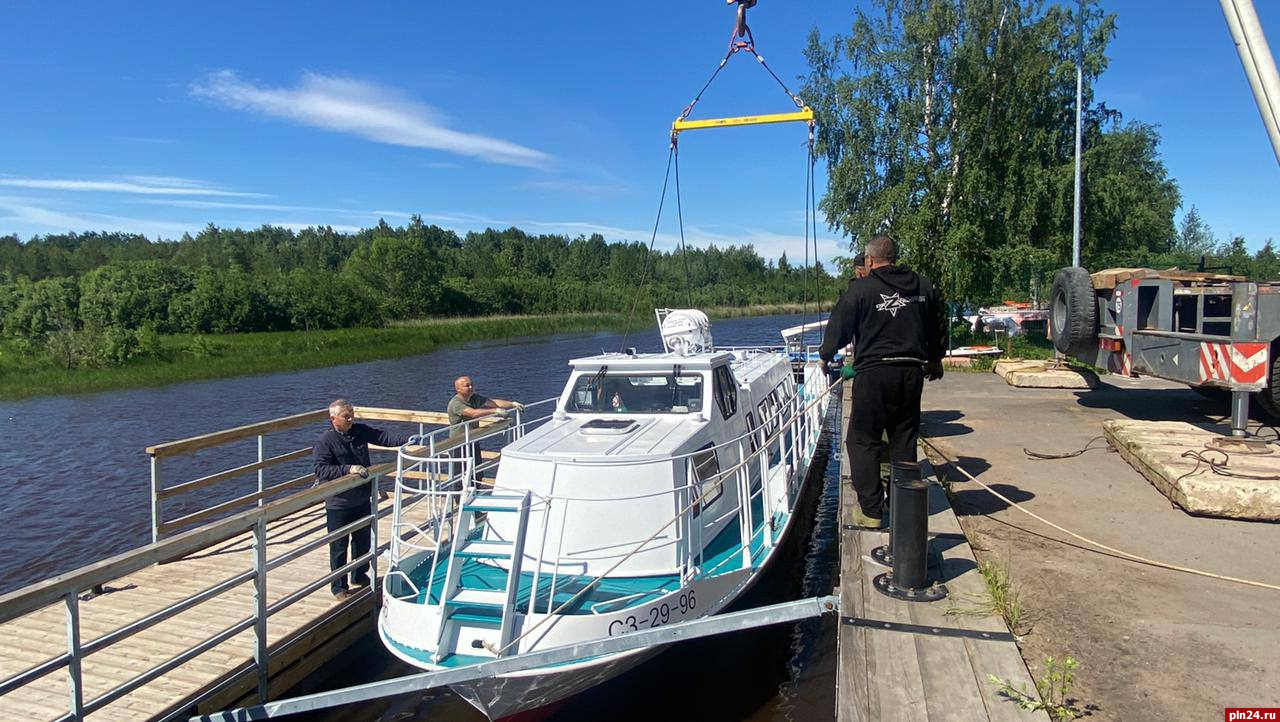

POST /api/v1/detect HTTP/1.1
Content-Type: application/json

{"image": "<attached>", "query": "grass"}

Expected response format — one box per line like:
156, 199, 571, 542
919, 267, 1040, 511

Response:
946, 555, 1025, 637
988, 655, 1083, 721
0, 312, 630, 400
0, 303, 821, 400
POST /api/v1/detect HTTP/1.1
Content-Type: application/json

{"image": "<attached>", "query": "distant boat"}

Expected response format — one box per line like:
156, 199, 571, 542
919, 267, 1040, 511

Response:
378, 309, 834, 719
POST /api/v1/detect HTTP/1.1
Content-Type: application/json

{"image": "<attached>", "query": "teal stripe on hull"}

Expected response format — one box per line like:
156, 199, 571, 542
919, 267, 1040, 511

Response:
396, 494, 791, 616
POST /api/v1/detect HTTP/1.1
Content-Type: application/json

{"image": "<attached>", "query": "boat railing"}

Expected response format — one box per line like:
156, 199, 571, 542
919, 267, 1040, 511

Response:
387, 399, 561, 580
497, 375, 836, 654
388, 371, 836, 650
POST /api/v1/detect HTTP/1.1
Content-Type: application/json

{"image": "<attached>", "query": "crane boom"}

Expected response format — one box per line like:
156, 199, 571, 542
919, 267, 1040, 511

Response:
1220, 0, 1280, 166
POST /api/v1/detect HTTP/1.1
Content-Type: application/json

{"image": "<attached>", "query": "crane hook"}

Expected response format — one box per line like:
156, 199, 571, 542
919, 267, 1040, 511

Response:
727, 0, 757, 50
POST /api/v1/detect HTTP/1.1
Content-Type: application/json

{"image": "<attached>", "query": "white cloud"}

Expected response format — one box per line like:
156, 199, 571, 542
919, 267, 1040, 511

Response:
191, 70, 553, 169
269, 222, 365, 234
113, 136, 176, 145
0, 176, 267, 197
138, 198, 411, 218
400, 211, 846, 267
0, 197, 196, 238
518, 179, 627, 198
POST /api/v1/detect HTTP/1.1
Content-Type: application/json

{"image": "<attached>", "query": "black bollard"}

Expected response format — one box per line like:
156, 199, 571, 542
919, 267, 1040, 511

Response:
873, 462, 947, 602
868, 472, 897, 568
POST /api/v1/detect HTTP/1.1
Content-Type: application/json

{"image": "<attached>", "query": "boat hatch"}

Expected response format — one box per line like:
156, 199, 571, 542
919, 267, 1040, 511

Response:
579, 419, 641, 435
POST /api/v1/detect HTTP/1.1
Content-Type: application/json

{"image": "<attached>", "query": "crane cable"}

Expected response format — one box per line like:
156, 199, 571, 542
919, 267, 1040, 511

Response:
624, 1, 817, 351
619, 147, 675, 352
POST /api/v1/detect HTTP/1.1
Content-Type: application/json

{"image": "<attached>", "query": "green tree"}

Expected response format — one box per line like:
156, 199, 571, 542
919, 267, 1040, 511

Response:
805, 0, 1178, 303
1174, 205, 1216, 255
2, 277, 80, 341
79, 261, 193, 332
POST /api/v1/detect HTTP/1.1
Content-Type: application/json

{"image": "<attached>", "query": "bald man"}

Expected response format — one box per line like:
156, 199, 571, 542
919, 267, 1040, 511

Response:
447, 376, 524, 439
819, 235, 947, 529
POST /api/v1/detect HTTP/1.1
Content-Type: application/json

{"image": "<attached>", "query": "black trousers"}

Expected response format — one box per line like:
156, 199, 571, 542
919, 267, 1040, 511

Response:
846, 364, 924, 518
326, 504, 372, 593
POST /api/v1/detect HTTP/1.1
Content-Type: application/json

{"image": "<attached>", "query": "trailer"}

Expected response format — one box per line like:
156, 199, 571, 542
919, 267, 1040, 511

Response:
1048, 266, 1280, 435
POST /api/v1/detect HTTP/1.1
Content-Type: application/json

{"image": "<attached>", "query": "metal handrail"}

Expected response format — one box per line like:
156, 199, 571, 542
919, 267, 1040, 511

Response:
0, 465, 395, 720
147, 406, 468, 542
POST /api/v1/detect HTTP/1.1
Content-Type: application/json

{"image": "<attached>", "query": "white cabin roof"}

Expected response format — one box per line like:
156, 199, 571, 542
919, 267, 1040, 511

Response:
502, 415, 707, 462
568, 351, 735, 372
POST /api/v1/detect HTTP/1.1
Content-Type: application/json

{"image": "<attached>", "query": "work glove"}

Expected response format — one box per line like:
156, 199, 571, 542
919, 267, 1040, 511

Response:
510, 402, 526, 412
925, 360, 944, 382
348, 464, 369, 478
493, 408, 511, 418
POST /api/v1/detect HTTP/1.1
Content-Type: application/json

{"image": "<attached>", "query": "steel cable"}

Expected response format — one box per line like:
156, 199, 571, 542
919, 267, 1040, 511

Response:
620, 146, 675, 352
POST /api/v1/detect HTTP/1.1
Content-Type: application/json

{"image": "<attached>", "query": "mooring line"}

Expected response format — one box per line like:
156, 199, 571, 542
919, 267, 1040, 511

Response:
918, 435, 1280, 593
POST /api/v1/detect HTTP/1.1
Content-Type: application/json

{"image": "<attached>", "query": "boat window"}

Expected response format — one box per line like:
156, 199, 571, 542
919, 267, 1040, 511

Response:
745, 412, 760, 453
567, 372, 703, 414
713, 366, 738, 420
690, 444, 723, 514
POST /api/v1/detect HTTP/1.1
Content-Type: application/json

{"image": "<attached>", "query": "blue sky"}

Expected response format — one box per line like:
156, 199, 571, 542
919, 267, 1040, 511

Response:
0, 0, 1276, 271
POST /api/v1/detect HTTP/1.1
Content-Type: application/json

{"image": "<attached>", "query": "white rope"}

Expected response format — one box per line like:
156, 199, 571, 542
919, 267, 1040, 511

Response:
919, 435, 1280, 593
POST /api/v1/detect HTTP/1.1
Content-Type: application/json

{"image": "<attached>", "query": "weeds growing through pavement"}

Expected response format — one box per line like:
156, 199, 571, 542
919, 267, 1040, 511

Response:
988, 655, 1081, 721
946, 556, 1025, 637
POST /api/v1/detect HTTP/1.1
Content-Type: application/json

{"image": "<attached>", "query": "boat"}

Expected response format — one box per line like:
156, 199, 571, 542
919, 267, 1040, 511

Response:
377, 309, 834, 719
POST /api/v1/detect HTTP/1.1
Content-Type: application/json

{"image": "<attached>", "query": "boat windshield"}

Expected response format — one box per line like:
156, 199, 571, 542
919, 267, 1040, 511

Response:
568, 373, 704, 414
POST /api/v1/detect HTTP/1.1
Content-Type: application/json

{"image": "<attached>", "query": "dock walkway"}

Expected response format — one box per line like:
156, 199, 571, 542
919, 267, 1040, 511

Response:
836, 381, 1047, 721
0, 497, 399, 720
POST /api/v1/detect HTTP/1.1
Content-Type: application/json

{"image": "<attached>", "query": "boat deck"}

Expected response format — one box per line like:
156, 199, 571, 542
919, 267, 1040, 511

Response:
400, 507, 775, 617
835, 380, 1048, 721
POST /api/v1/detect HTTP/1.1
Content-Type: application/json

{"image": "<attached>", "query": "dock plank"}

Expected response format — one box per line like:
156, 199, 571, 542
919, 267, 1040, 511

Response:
0, 497, 413, 721
836, 380, 871, 722
836, 379, 1048, 722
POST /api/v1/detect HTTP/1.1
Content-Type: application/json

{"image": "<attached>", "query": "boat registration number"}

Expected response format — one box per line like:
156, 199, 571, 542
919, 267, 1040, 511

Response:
607, 591, 696, 636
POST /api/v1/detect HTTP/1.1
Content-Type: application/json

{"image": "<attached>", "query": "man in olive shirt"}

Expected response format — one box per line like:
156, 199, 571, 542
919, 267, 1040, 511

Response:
447, 376, 524, 438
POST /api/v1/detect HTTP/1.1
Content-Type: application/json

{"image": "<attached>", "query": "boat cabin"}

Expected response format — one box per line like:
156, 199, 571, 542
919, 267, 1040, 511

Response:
486, 348, 798, 578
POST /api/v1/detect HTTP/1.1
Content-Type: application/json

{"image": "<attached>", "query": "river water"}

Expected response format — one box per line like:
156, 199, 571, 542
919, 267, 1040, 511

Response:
0, 314, 840, 720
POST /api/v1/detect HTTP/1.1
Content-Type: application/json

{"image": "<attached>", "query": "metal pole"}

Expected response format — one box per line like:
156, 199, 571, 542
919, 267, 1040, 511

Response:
196, 595, 840, 721
150, 455, 162, 544
1231, 389, 1251, 437
257, 435, 266, 507
1072, 0, 1085, 269
1220, 0, 1280, 166
252, 518, 269, 702
65, 592, 84, 720
369, 477, 380, 598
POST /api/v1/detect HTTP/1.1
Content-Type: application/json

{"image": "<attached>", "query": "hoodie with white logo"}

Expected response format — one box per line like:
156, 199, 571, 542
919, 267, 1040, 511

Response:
819, 264, 947, 371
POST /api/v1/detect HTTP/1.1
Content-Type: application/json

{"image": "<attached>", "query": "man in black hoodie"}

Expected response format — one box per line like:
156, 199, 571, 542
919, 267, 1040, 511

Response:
313, 399, 412, 599
819, 235, 947, 528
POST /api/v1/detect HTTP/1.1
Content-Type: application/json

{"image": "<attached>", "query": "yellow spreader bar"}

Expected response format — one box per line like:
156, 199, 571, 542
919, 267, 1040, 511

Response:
672, 107, 814, 136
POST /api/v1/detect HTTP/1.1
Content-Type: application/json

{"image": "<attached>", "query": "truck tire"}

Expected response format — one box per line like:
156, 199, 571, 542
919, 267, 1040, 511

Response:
1050, 267, 1098, 356
1251, 348, 1280, 423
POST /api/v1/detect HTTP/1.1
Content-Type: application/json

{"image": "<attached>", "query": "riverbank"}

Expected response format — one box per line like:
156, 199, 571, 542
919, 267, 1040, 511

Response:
0, 303, 824, 400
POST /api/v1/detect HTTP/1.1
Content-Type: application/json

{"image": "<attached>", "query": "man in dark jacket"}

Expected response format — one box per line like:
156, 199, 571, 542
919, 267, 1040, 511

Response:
818, 235, 947, 528
313, 399, 412, 599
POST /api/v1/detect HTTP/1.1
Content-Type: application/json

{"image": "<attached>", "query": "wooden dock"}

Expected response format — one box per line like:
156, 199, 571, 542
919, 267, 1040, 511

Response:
835, 381, 1048, 721
0, 405, 512, 722
0, 493, 405, 720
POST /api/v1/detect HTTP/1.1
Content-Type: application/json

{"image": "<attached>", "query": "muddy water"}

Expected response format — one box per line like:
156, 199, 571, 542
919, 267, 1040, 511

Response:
0, 314, 840, 720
